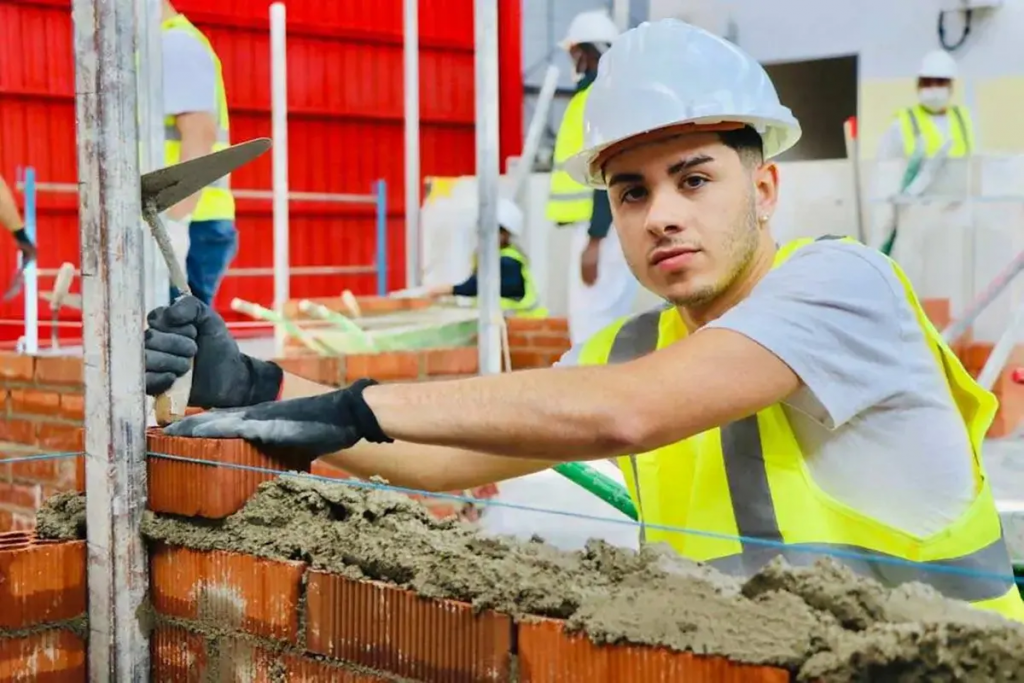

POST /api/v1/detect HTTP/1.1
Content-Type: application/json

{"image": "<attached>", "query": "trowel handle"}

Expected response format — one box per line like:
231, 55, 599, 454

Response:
154, 362, 193, 426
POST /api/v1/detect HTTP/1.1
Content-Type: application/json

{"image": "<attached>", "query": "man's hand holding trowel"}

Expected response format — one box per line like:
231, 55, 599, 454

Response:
0, 173, 38, 301
139, 137, 271, 425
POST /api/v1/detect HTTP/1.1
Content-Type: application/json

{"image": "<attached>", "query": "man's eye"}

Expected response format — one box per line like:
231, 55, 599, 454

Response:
621, 187, 646, 203
683, 176, 707, 189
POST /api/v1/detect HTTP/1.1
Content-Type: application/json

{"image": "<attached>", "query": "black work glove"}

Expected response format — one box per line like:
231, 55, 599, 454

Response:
161, 378, 393, 468
145, 296, 283, 409
12, 229, 36, 264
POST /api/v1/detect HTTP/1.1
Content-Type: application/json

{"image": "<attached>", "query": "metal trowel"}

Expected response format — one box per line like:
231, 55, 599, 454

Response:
48, 262, 76, 350
143, 137, 272, 425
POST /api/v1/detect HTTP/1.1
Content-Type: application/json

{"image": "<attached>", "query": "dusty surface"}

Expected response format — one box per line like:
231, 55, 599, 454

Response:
39, 477, 1024, 679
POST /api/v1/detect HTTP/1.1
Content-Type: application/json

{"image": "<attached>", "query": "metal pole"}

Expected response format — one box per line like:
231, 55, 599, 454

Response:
513, 65, 559, 203
612, 0, 630, 32
137, 0, 166, 313
475, 0, 501, 376
73, 0, 150, 677
22, 168, 38, 354
403, 0, 421, 289
375, 179, 388, 296
270, 2, 290, 357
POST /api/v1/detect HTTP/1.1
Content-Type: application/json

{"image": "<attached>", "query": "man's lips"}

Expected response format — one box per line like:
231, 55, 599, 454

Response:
649, 246, 699, 266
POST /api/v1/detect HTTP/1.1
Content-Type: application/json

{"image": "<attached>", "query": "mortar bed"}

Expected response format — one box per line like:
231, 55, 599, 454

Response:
36, 476, 1024, 682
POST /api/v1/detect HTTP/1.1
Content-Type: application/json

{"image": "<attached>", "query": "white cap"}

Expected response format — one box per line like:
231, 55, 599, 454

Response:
918, 50, 957, 80
497, 198, 524, 237
563, 19, 801, 189
559, 10, 620, 51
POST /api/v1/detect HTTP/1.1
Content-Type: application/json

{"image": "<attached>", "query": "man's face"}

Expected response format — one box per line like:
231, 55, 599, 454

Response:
603, 133, 777, 307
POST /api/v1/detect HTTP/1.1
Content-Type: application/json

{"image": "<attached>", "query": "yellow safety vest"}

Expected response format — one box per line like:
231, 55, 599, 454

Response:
897, 105, 974, 159
577, 235, 1024, 622
546, 88, 594, 224
471, 246, 549, 318
161, 15, 235, 222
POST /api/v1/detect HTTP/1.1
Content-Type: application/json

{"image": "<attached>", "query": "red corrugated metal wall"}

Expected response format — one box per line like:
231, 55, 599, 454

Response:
0, 0, 522, 343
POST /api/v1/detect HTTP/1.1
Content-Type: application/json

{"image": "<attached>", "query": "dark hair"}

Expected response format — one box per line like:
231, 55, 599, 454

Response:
718, 126, 764, 167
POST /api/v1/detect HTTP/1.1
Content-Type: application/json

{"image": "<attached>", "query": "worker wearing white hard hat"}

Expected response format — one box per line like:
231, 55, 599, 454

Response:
422, 198, 548, 318
876, 49, 975, 160
145, 19, 1024, 623
546, 9, 640, 346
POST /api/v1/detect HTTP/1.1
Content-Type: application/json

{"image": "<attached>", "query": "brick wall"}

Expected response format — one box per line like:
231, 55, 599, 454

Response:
0, 435, 790, 679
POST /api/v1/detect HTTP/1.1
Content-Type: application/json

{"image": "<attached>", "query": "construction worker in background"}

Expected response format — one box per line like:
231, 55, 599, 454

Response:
423, 198, 548, 318
547, 9, 640, 344
876, 49, 975, 160
144, 19, 1024, 621
159, 0, 237, 306
0, 174, 36, 265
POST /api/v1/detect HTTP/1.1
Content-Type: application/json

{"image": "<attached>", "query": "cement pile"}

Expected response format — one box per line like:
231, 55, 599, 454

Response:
38, 477, 1024, 681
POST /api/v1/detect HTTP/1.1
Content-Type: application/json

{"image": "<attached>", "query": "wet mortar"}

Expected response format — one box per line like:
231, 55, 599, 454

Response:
37, 476, 1024, 681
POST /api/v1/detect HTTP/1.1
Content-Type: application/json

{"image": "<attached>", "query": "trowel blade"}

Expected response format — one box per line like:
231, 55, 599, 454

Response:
41, 291, 82, 311
140, 137, 271, 213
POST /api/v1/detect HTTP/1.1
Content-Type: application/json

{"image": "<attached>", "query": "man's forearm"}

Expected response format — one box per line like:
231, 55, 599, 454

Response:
278, 371, 555, 490
167, 116, 216, 219
0, 176, 25, 234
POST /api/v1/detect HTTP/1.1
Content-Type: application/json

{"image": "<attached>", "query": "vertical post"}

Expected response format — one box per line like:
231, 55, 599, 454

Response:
22, 168, 38, 354
270, 2, 290, 357
474, 0, 501, 376
512, 65, 559, 203
375, 179, 388, 296
136, 0, 166, 313
73, 0, 150, 677
612, 0, 630, 32
403, 0, 421, 288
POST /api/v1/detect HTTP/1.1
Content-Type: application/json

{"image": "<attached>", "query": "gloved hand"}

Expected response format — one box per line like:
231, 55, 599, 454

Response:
145, 296, 283, 409
12, 229, 37, 265
162, 378, 393, 468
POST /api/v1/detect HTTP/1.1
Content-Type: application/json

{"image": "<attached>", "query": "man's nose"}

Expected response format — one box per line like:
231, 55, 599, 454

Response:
644, 187, 686, 237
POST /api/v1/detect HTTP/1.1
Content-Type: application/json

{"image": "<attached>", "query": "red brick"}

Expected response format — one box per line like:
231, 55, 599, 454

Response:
507, 317, 569, 334
0, 482, 41, 510
509, 350, 562, 370
151, 625, 208, 682
0, 419, 37, 446
344, 352, 421, 382
0, 509, 12, 532
0, 629, 86, 680
36, 423, 83, 452
310, 461, 351, 480
58, 393, 85, 421
270, 651, 394, 682
276, 356, 341, 385
8, 454, 61, 485
147, 430, 310, 519
0, 353, 34, 383
520, 332, 571, 352
7, 389, 60, 416
33, 356, 82, 387
423, 347, 478, 376
9, 513, 35, 531
305, 571, 513, 681
150, 544, 306, 643
0, 535, 87, 629
517, 618, 790, 683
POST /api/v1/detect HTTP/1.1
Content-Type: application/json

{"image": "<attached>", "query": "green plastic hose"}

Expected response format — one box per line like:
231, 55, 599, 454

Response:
553, 462, 638, 521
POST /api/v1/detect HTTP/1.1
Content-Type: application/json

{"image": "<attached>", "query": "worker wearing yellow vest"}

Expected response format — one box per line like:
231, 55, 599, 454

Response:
876, 49, 976, 160
145, 19, 1024, 622
423, 198, 548, 318
547, 10, 639, 345
159, 1, 237, 306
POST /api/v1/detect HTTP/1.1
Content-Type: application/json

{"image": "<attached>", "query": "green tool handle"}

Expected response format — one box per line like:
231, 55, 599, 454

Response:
552, 462, 638, 521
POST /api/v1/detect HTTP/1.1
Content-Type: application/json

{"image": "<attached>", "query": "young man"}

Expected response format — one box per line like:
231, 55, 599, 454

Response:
144, 19, 1024, 620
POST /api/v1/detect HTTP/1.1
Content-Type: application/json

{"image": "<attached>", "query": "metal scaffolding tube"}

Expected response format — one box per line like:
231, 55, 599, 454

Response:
474, 0, 501, 376
137, 0, 166, 313
403, 0, 421, 289
270, 2, 290, 356
73, 0, 150, 676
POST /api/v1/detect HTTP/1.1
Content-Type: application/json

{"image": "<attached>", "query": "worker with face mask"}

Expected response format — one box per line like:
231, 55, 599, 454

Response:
876, 49, 975, 160
142, 19, 1024, 622
546, 10, 640, 344
423, 198, 548, 318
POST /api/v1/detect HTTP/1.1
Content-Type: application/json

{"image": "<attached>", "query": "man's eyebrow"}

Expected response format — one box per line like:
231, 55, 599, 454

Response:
606, 154, 716, 187
667, 154, 714, 175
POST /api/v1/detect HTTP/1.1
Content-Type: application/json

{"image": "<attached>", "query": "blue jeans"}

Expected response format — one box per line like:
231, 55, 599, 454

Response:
169, 219, 238, 305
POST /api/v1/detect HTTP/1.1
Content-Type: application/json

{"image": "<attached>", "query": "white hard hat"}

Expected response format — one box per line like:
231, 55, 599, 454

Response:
497, 197, 524, 237
563, 19, 801, 188
918, 50, 957, 80
558, 10, 620, 51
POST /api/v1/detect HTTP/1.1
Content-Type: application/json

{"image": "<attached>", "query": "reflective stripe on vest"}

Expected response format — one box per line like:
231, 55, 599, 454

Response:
898, 105, 973, 159
546, 88, 594, 224
162, 15, 235, 221
579, 236, 1024, 620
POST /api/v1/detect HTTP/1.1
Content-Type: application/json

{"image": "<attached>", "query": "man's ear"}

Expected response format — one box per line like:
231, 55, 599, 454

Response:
753, 161, 779, 226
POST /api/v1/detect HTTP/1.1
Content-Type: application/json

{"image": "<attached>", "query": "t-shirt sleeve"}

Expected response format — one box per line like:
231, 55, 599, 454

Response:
703, 240, 907, 430
162, 29, 218, 116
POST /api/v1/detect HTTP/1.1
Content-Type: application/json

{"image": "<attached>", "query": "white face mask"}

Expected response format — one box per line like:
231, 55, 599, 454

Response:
918, 86, 951, 112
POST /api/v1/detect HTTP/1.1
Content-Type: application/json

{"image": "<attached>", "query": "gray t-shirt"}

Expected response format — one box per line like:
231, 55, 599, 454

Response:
162, 28, 218, 117
559, 239, 975, 538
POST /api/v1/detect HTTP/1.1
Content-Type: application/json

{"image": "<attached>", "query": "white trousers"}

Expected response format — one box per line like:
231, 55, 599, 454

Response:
566, 221, 640, 345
